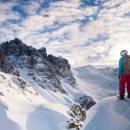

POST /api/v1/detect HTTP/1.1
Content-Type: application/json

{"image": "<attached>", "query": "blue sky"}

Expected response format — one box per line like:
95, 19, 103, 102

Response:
0, 0, 130, 66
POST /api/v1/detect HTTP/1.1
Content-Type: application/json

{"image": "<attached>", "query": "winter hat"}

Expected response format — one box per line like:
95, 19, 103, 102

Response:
120, 50, 128, 56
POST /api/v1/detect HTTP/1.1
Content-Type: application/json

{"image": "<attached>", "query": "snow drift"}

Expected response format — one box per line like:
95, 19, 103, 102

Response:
0, 72, 69, 130
83, 97, 130, 130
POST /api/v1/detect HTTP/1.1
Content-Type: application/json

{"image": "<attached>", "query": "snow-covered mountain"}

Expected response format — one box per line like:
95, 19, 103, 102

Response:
0, 38, 95, 130
0, 0, 130, 129
0, 38, 76, 93
0, 38, 130, 130
0, 38, 129, 130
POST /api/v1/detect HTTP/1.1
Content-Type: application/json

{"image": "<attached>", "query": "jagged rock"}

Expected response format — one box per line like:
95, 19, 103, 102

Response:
0, 38, 76, 93
1, 38, 39, 57
78, 95, 96, 110
67, 97, 95, 130
0, 48, 13, 73
38, 47, 47, 58
0, 48, 5, 65
48, 54, 76, 87
67, 104, 86, 130
33, 60, 65, 93
48, 54, 70, 69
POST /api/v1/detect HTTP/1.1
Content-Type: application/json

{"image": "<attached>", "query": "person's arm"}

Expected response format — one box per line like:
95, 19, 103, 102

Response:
118, 57, 124, 79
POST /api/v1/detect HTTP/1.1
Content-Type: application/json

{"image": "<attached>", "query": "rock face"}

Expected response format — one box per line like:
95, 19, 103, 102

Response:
67, 104, 86, 130
0, 38, 76, 93
0, 48, 13, 73
48, 54, 76, 87
78, 95, 96, 110
0, 38, 96, 129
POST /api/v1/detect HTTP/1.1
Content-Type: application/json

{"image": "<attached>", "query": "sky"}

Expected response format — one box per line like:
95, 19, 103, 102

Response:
0, 0, 130, 67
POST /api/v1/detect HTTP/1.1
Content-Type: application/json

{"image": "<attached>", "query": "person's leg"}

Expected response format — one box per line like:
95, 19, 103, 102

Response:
119, 75, 126, 99
126, 74, 130, 98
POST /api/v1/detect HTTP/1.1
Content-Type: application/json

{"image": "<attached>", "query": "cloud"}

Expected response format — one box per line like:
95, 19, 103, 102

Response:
0, 0, 130, 67
0, 1, 20, 23
21, 15, 55, 31
21, 1, 40, 15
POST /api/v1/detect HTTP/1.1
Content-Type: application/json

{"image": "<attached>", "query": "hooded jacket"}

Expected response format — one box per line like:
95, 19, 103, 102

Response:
118, 55, 127, 77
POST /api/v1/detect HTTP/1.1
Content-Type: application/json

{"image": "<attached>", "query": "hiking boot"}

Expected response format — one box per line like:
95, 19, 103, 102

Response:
119, 96, 125, 100
127, 93, 130, 98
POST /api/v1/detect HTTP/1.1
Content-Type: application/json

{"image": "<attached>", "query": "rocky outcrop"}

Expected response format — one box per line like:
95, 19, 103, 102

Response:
78, 95, 96, 110
67, 104, 86, 130
48, 55, 76, 86
0, 38, 76, 93
0, 48, 13, 73
0, 38, 96, 130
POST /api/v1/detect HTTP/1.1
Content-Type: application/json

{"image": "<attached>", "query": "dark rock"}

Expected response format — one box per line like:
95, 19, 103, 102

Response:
38, 47, 47, 58
0, 38, 76, 93
48, 54, 70, 69
67, 104, 86, 130
0, 47, 13, 73
47, 54, 76, 87
78, 95, 96, 110
0, 38, 39, 57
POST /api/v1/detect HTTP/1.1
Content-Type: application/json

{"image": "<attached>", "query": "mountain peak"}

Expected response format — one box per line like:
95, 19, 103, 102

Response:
10, 38, 22, 45
0, 38, 76, 93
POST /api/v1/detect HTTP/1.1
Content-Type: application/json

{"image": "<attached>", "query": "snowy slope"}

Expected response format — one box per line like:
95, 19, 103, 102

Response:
0, 68, 94, 130
73, 65, 130, 130
0, 72, 69, 130
0, 63, 130, 130
83, 97, 130, 130
73, 65, 118, 101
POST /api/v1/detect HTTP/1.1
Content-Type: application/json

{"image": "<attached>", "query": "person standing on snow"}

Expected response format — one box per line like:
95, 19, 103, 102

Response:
118, 50, 130, 100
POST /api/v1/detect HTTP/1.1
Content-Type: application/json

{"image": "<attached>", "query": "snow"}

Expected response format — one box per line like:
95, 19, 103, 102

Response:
0, 103, 20, 130
26, 106, 67, 130
73, 65, 118, 101
73, 65, 130, 130
0, 64, 130, 130
0, 72, 69, 130
83, 96, 130, 130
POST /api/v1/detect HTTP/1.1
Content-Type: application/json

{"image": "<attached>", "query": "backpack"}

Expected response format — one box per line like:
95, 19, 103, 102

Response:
124, 55, 130, 74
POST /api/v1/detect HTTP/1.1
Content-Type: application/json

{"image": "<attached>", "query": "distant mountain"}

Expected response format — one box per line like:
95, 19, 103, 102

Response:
73, 65, 118, 101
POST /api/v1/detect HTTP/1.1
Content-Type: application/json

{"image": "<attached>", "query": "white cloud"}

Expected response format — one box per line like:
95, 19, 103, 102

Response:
21, 15, 55, 31
0, 0, 130, 67
21, 1, 40, 15
0, 12, 20, 23
0, 2, 15, 11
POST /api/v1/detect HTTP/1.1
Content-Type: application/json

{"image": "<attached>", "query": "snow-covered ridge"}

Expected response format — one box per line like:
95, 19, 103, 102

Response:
83, 97, 130, 130
0, 72, 69, 130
